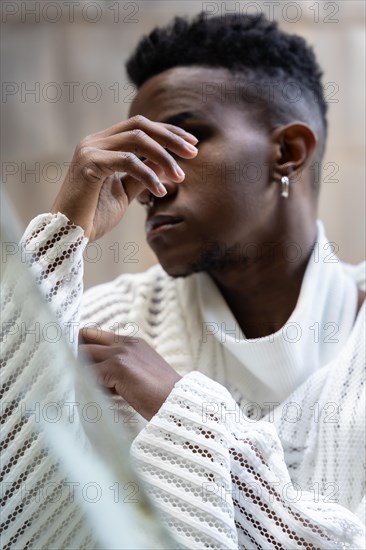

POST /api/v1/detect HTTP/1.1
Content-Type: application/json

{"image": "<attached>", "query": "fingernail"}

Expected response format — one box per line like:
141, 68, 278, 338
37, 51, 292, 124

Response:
183, 142, 198, 153
157, 183, 167, 196
175, 165, 185, 179
184, 132, 199, 144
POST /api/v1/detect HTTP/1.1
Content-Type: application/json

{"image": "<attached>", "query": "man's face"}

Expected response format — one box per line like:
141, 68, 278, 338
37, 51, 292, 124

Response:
129, 66, 278, 277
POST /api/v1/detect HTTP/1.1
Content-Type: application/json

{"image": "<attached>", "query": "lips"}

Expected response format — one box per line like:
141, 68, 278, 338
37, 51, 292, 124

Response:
145, 214, 184, 234
146, 214, 183, 231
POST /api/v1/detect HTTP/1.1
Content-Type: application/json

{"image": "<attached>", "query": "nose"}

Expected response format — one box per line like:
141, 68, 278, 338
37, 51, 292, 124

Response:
136, 170, 179, 207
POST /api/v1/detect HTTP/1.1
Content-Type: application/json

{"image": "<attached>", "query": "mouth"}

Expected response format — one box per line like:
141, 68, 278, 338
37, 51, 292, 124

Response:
145, 215, 184, 239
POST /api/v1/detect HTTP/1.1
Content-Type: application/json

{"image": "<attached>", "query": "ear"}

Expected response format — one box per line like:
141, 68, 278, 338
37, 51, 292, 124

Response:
270, 122, 318, 180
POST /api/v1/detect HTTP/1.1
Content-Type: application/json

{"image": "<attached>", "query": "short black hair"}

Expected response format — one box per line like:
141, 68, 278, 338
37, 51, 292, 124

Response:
126, 12, 328, 191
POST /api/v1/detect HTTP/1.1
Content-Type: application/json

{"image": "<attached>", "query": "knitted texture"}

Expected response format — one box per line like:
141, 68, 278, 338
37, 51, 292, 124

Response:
1, 215, 96, 549
131, 317, 365, 548
1, 212, 365, 549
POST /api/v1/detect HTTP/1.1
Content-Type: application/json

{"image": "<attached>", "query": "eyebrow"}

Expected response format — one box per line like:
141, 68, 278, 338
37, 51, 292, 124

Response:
161, 111, 203, 126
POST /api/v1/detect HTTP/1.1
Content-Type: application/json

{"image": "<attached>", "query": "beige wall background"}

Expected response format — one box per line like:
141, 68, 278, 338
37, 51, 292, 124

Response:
1, 0, 365, 289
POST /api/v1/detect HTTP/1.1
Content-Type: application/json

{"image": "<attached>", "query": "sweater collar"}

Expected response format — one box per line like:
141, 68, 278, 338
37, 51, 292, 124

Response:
195, 221, 358, 402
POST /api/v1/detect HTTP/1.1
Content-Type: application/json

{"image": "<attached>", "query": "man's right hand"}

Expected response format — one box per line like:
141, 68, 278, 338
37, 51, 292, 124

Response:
50, 115, 198, 241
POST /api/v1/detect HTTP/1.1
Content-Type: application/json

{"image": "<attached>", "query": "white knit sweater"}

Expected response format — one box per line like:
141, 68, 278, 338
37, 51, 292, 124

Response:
1, 212, 365, 549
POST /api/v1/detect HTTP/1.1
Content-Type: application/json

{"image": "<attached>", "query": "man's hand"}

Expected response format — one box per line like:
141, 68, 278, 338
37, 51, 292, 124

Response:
51, 115, 198, 241
79, 327, 182, 420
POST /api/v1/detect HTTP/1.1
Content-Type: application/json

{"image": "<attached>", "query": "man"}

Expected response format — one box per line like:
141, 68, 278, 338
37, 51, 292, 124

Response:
2, 13, 365, 548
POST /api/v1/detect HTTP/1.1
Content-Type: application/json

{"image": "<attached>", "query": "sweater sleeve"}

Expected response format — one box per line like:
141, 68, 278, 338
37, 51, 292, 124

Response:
1, 213, 95, 548
130, 371, 365, 549
14, 212, 88, 349
1, 214, 175, 549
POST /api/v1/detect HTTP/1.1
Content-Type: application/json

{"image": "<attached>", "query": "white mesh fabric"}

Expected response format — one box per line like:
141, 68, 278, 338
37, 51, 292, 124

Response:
1, 211, 365, 549
1, 212, 172, 549
131, 306, 365, 549
132, 348, 365, 549
1, 215, 93, 549
271, 308, 366, 517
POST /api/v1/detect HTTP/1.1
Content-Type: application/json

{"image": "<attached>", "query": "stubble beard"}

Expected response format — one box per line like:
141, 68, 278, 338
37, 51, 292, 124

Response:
165, 239, 250, 279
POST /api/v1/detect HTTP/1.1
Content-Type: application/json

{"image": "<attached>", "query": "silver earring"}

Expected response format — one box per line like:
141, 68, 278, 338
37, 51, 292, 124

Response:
281, 176, 290, 198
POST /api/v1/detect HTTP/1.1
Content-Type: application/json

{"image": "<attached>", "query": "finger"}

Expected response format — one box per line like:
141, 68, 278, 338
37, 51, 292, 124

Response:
159, 123, 199, 145
91, 359, 127, 394
100, 115, 198, 144
122, 160, 166, 204
79, 327, 117, 345
80, 149, 167, 197
97, 128, 198, 161
144, 159, 165, 176
79, 343, 112, 363
96, 131, 194, 182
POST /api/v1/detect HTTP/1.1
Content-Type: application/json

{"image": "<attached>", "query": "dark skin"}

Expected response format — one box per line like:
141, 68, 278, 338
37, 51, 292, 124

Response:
130, 67, 318, 337
79, 328, 181, 421
51, 66, 364, 420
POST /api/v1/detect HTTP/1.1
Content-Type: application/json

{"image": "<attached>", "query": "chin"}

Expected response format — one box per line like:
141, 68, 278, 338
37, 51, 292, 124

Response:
156, 241, 251, 278
151, 243, 202, 279
157, 259, 197, 279
157, 255, 220, 279
152, 237, 238, 278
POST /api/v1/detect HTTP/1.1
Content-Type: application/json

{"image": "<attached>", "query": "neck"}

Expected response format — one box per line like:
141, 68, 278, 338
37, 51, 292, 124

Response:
209, 225, 317, 339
